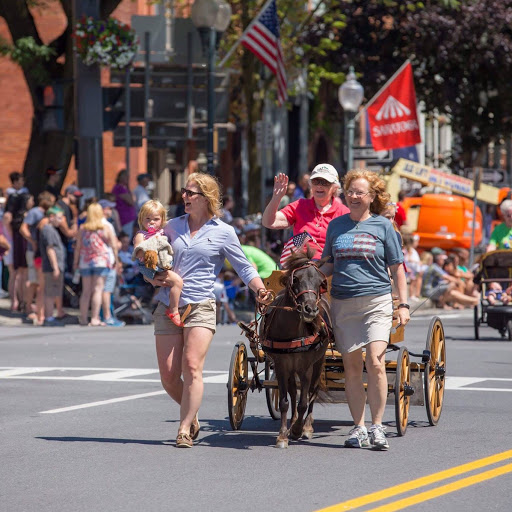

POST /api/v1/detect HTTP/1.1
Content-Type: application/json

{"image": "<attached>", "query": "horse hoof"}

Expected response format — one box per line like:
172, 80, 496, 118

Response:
302, 429, 314, 440
289, 430, 302, 441
276, 439, 289, 449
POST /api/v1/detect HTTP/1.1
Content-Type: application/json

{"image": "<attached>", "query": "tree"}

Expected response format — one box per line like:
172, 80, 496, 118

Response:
301, 0, 512, 167
402, 0, 512, 166
0, 0, 122, 194
221, 0, 346, 212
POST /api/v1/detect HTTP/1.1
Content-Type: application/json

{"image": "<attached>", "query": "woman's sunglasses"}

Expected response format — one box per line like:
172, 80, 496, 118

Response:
181, 187, 205, 198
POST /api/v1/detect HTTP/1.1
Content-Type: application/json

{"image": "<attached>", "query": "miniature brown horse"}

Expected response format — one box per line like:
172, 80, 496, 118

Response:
260, 248, 332, 448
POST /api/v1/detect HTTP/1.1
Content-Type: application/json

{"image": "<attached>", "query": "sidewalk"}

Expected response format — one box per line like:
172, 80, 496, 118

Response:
0, 295, 444, 328
0, 297, 80, 327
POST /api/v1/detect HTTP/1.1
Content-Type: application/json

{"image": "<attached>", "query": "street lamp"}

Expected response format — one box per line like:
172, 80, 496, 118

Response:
191, 0, 232, 175
338, 66, 364, 172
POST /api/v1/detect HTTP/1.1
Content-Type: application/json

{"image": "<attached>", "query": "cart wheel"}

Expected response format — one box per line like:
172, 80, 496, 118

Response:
507, 320, 512, 342
227, 342, 249, 430
424, 317, 446, 426
394, 347, 411, 437
264, 359, 280, 420
473, 305, 480, 340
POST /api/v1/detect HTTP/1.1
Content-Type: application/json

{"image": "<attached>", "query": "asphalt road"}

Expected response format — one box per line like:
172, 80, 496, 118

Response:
1, 309, 512, 512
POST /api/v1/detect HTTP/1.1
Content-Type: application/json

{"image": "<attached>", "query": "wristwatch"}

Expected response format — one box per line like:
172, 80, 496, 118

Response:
398, 303, 410, 309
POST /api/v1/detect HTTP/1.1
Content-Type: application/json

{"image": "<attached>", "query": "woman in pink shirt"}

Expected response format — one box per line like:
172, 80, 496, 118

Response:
262, 164, 349, 260
111, 170, 137, 236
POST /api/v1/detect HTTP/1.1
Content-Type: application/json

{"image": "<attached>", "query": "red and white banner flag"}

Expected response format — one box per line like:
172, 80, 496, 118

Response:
367, 61, 421, 151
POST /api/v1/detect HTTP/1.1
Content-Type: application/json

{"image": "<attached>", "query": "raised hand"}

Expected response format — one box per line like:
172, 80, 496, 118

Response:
272, 173, 289, 200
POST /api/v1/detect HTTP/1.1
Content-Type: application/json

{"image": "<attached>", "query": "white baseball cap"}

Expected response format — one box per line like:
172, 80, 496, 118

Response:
310, 163, 339, 185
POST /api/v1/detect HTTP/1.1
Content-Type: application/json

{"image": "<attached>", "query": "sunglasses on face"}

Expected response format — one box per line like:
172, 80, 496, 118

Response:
311, 178, 331, 187
181, 187, 205, 198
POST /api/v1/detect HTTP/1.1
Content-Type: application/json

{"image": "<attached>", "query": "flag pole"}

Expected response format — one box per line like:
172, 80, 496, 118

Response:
218, 0, 274, 68
355, 59, 411, 121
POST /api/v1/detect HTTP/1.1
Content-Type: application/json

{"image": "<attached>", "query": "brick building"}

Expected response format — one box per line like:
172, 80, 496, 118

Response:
0, 1, 156, 196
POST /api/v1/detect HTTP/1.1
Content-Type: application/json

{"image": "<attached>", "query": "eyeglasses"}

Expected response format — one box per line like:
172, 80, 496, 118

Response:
311, 178, 331, 187
345, 190, 370, 198
181, 187, 205, 198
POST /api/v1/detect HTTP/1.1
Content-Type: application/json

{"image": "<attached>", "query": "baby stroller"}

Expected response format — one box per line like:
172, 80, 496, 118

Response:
112, 274, 154, 325
473, 250, 512, 340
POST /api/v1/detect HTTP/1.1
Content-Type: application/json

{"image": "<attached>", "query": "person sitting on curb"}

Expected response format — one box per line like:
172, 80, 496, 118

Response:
421, 247, 479, 309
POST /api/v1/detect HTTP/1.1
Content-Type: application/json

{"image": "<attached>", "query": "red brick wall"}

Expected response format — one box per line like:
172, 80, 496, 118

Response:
0, 0, 151, 194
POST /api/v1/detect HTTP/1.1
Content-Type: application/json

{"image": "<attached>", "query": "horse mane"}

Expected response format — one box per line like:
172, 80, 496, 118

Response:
280, 245, 317, 286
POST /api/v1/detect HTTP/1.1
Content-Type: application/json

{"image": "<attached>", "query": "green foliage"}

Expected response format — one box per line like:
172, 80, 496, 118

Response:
0, 36, 55, 84
299, 0, 512, 164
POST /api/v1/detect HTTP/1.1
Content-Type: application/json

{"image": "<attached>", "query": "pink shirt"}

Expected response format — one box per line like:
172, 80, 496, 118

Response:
280, 197, 350, 259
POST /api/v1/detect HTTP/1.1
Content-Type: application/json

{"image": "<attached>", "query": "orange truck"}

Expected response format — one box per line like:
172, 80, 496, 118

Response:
402, 193, 483, 250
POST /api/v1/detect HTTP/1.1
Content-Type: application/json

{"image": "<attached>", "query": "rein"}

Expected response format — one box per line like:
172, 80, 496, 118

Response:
252, 262, 329, 354
256, 262, 328, 317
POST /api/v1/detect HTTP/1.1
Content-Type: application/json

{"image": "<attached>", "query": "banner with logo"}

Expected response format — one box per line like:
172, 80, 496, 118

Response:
367, 61, 422, 151
393, 158, 500, 205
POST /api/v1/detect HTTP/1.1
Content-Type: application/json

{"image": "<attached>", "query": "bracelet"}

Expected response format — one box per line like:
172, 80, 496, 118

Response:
398, 303, 410, 310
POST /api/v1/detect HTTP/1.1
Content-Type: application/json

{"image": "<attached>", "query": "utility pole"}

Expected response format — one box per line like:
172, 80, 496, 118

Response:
73, 0, 104, 196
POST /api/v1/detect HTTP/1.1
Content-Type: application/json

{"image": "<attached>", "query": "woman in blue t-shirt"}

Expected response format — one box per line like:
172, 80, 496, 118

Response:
321, 169, 409, 451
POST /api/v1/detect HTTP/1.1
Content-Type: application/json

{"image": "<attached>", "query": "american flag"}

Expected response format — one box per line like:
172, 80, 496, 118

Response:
335, 234, 377, 260
241, 0, 288, 105
280, 231, 316, 267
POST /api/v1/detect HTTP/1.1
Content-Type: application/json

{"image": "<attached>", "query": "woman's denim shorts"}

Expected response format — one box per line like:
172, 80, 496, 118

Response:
79, 267, 109, 277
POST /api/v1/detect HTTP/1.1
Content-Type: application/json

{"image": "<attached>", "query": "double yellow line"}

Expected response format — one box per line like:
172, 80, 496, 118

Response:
316, 450, 512, 512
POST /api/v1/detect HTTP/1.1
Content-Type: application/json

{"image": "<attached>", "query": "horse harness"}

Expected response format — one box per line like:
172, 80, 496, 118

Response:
257, 263, 331, 353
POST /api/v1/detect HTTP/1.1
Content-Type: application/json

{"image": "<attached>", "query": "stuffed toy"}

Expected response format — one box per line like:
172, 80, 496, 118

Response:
132, 234, 174, 281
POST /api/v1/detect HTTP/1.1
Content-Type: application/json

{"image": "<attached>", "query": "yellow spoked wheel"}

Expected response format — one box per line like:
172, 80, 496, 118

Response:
394, 347, 411, 437
227, 342, 249, 430
424, 317, 446, 426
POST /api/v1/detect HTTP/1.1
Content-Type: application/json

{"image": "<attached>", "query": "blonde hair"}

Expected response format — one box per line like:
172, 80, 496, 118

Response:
82, 203, 104, 231
187, 172, 222, 217
137, 199, 167, 230
343, 169, 390, 215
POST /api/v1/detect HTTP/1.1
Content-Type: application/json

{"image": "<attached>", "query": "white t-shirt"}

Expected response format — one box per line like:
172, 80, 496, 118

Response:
133, 185, 150, 211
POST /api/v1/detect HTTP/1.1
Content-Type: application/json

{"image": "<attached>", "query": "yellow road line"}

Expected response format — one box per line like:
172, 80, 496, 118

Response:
365, 463, 512, 512
316, 450, 512, 512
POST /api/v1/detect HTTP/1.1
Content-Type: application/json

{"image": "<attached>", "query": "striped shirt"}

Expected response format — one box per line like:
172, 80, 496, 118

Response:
154, 215, 259, 307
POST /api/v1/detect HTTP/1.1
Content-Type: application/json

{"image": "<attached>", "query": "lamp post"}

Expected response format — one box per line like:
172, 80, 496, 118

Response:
338, 66, 364, 173
191, 0, 231, 175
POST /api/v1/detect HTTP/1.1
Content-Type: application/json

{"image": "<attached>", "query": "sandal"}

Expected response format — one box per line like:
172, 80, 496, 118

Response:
176, 432, 193, 448
166, 309, 184, 327
190, 414, 200, 441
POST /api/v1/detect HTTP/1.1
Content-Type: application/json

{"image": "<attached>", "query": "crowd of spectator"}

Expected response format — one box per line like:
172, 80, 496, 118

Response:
0, 168, 502, 326
0, 169, 159, 327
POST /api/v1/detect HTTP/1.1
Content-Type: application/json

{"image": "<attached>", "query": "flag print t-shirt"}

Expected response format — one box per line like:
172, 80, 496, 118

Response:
322, 214, 403, 299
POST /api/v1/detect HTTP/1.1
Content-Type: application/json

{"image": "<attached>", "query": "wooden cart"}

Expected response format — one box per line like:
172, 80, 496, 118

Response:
227, 270, 446, 436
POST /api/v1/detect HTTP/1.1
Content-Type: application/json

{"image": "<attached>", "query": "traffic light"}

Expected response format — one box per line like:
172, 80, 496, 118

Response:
41, 83, 64, 132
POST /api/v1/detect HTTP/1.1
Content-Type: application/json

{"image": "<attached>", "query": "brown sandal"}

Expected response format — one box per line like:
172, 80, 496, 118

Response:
190, 415, 200, 441
176, 432, 193, 448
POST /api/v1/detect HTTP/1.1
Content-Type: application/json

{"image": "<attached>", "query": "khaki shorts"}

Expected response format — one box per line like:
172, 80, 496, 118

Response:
44, 271, 64, 298
153, 299, 217, 335
331, 293, 393, 353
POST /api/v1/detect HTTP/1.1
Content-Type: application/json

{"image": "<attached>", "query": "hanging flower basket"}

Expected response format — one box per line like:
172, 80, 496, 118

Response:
73, 16, 139, 69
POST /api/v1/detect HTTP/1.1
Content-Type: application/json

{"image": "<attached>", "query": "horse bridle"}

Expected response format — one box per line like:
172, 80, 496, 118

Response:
287, 262, 328, 313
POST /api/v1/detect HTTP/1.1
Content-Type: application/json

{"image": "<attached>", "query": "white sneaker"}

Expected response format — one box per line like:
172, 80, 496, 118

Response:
344, 425, 370, 448
368, 424, 389, 450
